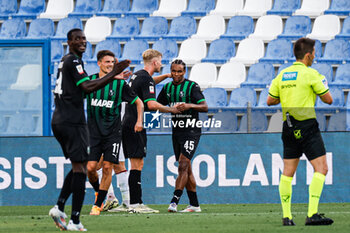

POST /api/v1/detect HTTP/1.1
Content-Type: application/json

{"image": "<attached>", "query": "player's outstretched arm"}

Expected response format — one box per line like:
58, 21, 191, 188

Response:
80, 60, 131, 94
134, 98, 144, 132
176, 101, 208, 113
153, 73, 171, 84
147, 100, 181, 114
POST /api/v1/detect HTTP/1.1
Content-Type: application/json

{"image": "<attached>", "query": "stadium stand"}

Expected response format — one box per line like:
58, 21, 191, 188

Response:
316, 112, 327, 131
335, 16, 350, 39
306, 15, 341, 42
238, 112, 268, 132
120, 39, 149, 64
191, 15, 225, 41
189, 62, 217, 88
230, 38, 265, 65
203, 87, 228, 107
96, 0, 130, 18
267, 0, 301, 16
248, 15, 283, 42
52, 17, 83, 40
212, 62, 246, 90
152, 0, 187, 18
294, 0, 330, 17
163, 16, 197, 41
5, 112, 42, 136
0, 0, 17, 20
0, 18, 26, 39
259, 39, 293, 63
316, 39, 350, 64
107, 16, 139, 41
220, 15, 254, 41
228, 87, 257, 107
237, 0, 272, 18
266, 111, 283, 132
202, 38, 235, 64
26, 18, 55, 38
316, 87, 344, 108
241, 63, 275, 88
51, 40, 64, 62
136, 16, 168, 40
327, 111, 346, 131
89, 39, 121, 62
207, 110, 237, 133
124, 0, 158, 18
152, 39, 178, 63
329, 63, 350, 88
182, 0, 216, 17
324, 0, 350, 16
311, 63, 333, 83
176, 38, 207, 65
11, 0, 45, 19
68, 0, 101, 18
84, 16, 112, 43
0, 89, 26, 110
209, 0, 244, 18
84, 62, 99, 75
277, 15, 312, 40
39, 0, 73, 20
10, 64, 42, 91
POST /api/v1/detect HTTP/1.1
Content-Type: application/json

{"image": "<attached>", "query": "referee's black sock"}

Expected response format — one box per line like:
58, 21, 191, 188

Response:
57, 169, 73, 212
71, 172, 86, 224
95, 190, 107, 208
90, 180, 100, 193
187, 190, 199, 207
129, 170, 141, 205
170, 189, 183, 205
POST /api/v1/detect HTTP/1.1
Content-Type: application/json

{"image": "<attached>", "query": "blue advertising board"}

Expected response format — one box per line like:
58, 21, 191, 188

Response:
0, 133, 349, 206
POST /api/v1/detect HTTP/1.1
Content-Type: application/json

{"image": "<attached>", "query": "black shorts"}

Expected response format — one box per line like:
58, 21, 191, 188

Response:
52, 124, 89, 162
89, 125, 121, 164
172, 132, 201, 161
282, 118, 326, 161
122, 127, 147, 158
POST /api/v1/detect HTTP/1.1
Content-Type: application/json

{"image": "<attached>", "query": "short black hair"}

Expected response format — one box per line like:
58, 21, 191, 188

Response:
67, 28, 83, 41
171, 59, 186, 71
294, 38, 315, 60
97, 50, 115, 61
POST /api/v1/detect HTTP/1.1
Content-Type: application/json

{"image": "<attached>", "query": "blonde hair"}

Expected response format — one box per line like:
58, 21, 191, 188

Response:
142, 49, 162, 64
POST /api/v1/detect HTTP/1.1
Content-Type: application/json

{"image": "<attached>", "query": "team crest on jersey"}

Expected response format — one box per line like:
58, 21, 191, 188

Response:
149, 85, 154, 94
76, 64, 84, 74
109, 90, 115, 96
179, 91, 184, 98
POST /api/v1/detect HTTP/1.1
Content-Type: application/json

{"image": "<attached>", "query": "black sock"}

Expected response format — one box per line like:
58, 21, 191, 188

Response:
90, 180, 100, 192
129, 170, 141, 205
187, 190, 199, 207
71, 172, 86, 224
170, 189, 183, 205
57, 170, 73, 212
95, 190, 107, 207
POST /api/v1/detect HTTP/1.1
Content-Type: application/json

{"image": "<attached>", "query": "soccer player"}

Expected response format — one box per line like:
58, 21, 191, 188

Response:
157, 59, 208, 213
267, 38, 334, 226
49, 29, 130, 231
122, 49, 180, 213
86, 50, 144, 216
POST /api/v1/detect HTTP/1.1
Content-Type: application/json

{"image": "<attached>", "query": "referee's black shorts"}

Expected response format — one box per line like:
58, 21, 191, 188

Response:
172, 132, 201, 161
52, 124, 89, 162
282, 118, 326, 161
122, 127, 147, 159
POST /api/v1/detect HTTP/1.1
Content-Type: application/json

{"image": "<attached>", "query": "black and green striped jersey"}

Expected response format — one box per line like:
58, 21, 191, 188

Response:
86, 73, 138, 136
157, 80, 205, 134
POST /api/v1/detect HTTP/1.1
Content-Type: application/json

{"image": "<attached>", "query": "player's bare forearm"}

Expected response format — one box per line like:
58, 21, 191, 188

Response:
176, 102, 208, 112
266, 96, 280, 106
134, 98, 144, 132
80, 60, 130, 93
153, 73, 171, 84
147, 100, 180, 114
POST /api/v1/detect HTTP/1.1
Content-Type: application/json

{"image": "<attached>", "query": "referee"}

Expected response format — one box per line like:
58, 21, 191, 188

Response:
267, 38, 333, 226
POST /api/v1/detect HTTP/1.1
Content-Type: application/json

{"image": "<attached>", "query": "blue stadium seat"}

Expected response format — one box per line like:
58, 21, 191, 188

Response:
51, 40, 64, 62
89, 39, 121, 62
152, 39, 178, 63
201, 38, 235, 64
238, 111, 268, 132
316, 111, 326, 131
329, 63, 350, 88
277, 62, 293, 75
68, 0, 101, 18
335, 16, 350, 40
120, 40, 149, 64
324, 0, 350, 16
124, 0, 158, 18
241, 63, 274, 88
5, 112, 41, 136
207, 110, 237, 133
259, 39, 293, 64
26, 90, 41, 110
278, 16, 311, 40
0, 18, 26, 39
107, 16, 139, 41
0, 0, 17, 20
11, 0, 45, 19
220, 16, 253, 41
0, 90, 26, 110
0, 64, 18, 88
163, 16, 196, 41
317, 39, 350, 64
203, 88, 227, 107
52, 17, 83, 40
267, 0, 301, 16
327, 111, 346, 131
316, 87, 344, 108
84, 62, 99, 75
67, 41, 92, 61
96, 0, 130, 18
256, 88, 281, 109
26, 18, 54, 39
311, 63, 333, 83
228, 87, 257, 107
182, 0, 215, 17
136, 16, 168, 40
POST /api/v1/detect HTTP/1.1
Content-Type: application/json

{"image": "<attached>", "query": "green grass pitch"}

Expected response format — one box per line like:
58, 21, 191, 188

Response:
0, 203, 349, 232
